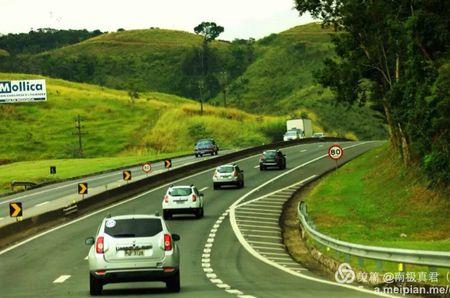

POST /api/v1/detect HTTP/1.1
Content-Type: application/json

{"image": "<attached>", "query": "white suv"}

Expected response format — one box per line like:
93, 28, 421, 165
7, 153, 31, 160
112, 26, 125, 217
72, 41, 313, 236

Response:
162, 185, 204, 219
85, 214, 181, 295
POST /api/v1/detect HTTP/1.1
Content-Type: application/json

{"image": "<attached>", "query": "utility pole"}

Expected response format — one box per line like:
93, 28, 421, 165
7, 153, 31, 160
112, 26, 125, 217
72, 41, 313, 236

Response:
75, 114, 84, 158
198, 80, 204, 115
219, 71, 228, 107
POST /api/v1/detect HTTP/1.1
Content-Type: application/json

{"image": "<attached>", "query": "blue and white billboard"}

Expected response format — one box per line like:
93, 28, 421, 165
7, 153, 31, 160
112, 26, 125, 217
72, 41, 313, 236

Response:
0, 79, 47, 103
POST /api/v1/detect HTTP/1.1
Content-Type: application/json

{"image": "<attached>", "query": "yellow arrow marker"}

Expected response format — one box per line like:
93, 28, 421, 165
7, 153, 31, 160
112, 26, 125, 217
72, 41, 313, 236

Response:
10, 203, 22, 217
78, 183, 88, 194
123, 171, 131, 181
165, 160, 172, 169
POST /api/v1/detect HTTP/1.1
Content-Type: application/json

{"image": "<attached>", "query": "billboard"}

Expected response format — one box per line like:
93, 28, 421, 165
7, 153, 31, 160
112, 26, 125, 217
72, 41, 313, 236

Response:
0, 79, 47, 103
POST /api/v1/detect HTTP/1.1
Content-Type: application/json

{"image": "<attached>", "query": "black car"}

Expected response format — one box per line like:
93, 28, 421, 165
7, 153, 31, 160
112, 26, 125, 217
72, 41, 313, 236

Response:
194, 139, 219, 157
259, 149, 286, 170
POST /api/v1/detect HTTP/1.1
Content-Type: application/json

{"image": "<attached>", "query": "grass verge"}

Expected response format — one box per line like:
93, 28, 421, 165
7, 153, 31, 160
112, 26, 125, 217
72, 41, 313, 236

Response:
282, 145, 450, 287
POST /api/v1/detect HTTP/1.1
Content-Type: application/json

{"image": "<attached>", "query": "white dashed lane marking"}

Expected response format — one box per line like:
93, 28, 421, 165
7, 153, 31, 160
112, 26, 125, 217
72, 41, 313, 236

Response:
199, 187, 208, 191
202, 210, 252, 297
35, 201, 49, 207
53, 275, 71, 283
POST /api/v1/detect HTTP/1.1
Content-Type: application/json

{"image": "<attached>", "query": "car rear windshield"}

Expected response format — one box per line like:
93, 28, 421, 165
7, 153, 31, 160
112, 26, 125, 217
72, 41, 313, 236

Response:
169, 187, 192, 196
197, 140, 213, 146
286, 131, 297, 136
217, 166, 234, 173
263, 151, 277, 158
104, 218, 162, 238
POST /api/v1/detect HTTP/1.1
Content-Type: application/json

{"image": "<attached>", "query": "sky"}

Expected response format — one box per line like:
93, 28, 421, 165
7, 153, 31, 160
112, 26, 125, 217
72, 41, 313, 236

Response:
0, 0, 314, 40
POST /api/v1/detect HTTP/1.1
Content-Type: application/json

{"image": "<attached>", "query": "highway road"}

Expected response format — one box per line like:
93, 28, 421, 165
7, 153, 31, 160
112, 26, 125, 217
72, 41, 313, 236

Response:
0, 150, 234, 224
0, 141, 389, 297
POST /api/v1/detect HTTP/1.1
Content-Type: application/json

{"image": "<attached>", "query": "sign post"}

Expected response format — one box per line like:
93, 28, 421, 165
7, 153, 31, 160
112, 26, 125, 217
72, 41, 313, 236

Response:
0, 79, 47, 103
9, 202, 23, 221
142, 163, 152, 176
123, 170, 132, 183
50, 166, 56, 175
328, 144, 344, 169
164, 159, 172, 170
78, 182, 88, 199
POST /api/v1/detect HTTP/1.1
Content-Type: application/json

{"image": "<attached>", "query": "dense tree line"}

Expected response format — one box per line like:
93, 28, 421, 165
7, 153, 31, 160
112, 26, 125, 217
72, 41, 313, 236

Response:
295, 0, 450, 186
0, 28, 254, 103
0, 28, 103, 55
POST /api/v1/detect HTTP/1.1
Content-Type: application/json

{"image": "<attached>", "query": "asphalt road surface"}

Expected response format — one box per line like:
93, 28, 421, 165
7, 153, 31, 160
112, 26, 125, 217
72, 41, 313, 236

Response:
0, 141, 390, 298
0, 150, 234, 224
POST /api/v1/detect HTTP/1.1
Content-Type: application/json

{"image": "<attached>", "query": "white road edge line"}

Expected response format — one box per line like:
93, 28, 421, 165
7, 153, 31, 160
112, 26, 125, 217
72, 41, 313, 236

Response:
199, 187, 208, 192
230, 142, 395, 298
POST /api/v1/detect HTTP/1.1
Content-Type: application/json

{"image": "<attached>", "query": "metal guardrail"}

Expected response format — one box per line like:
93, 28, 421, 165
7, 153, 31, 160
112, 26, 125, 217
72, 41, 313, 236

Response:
298, 201, 450, 268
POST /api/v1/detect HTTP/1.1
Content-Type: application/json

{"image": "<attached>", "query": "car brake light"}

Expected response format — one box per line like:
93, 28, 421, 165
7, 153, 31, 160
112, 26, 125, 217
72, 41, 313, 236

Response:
95, 236, 104, 254
164, 234, 172, 251
192, 194, 197, 202
233, 171, 238, 177
95, 270, 106, 275
259, 155, 263, 161
164, 195, 169, 203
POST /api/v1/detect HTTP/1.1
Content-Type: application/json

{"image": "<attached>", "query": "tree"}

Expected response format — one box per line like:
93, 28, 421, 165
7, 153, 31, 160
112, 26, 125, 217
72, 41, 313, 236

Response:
294, 0, 450, 185
194, 22, 224, 114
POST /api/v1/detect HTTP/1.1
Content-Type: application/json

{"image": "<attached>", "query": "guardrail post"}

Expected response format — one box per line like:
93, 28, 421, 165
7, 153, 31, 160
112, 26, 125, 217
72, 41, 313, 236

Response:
376, 260, 383, 272
358, 257, 364, 269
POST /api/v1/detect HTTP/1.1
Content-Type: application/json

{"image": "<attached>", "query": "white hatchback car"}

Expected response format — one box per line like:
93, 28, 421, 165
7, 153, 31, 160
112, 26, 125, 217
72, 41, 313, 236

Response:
162, 185, 204, 219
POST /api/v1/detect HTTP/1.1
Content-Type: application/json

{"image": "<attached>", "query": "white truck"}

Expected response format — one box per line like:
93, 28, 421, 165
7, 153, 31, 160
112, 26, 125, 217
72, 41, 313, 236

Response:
284, 119, 313, 140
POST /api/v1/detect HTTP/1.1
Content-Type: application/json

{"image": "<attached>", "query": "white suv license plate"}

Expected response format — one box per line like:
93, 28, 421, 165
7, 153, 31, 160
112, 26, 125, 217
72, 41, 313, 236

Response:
125, 249, 144, 256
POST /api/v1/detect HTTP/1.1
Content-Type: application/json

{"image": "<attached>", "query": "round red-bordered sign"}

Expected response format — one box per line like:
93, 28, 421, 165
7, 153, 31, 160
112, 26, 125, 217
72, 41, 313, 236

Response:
328, 144, 344, 160
142, 162, 152, 173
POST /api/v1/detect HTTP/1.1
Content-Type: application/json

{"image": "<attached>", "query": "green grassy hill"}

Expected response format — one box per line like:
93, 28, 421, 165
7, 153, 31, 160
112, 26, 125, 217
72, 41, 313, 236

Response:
0, 23, 387, 140
0, 72, 284, 164
5, 28, 231, 98
220, 23, 386, 140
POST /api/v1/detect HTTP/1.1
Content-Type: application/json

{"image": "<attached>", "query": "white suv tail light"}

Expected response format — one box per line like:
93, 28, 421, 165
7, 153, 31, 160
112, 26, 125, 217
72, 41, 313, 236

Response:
95, 236, 104, 254
164, 234, 172, 251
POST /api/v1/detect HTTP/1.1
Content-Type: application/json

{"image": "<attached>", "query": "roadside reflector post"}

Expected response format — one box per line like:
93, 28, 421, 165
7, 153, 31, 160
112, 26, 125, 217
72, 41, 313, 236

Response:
376, 260, 383, 271
398, 262, 404, 272
358, 257, 364, 269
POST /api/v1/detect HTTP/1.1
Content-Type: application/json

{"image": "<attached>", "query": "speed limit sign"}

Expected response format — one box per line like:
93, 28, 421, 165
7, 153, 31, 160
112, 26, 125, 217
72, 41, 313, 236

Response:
328, 144, 343, 160
142, 162, 152, 173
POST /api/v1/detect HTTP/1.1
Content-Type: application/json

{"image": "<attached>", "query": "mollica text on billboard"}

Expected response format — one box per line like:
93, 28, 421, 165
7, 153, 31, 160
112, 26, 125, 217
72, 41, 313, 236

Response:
0, 79, 47, 103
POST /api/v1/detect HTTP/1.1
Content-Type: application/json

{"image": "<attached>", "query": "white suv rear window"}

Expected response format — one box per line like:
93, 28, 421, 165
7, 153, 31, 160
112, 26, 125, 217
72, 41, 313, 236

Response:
104, 218, 162, 238
169, 187, 192, 196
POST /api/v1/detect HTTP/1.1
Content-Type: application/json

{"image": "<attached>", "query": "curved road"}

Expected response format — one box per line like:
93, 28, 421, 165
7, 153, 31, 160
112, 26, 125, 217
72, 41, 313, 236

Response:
0, 141, 388, 297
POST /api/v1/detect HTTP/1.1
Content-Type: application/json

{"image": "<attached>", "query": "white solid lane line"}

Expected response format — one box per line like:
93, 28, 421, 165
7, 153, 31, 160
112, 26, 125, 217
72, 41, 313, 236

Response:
199, 187, 208, 192
254, 165, 260, 168
35, 201, 49, 207
301, 149, 307, 152
0, 217, 3, 221
53, 275, 71, 283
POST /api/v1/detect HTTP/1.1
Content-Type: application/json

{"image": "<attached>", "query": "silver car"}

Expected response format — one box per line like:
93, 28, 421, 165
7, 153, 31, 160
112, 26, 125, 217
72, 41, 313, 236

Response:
213, 164, 244, 189
85, 214, 181, 295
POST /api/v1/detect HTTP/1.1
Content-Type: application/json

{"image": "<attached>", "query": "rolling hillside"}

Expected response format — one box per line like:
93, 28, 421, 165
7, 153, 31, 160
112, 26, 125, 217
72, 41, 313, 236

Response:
220, 23, 386, 139
0, 23, 387, 140
0, 73, 285, 163
2, 28, 232, 98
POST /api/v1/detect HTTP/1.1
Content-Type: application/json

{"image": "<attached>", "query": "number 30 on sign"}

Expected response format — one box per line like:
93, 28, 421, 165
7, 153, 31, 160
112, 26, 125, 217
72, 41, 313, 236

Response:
328, 144, 343, 160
